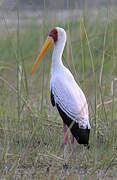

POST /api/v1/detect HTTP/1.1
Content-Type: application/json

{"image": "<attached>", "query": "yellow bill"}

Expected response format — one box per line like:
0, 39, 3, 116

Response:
31, 36, 54, 75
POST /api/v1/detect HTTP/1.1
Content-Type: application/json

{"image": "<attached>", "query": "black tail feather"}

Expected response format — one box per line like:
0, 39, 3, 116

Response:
56, 104, 90, 146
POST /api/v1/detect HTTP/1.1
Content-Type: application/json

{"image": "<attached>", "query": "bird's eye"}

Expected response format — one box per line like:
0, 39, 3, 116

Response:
49, 28, 58, 42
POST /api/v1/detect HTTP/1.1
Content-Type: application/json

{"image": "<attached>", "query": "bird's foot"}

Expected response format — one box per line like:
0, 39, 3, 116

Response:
63, 163, 68, 170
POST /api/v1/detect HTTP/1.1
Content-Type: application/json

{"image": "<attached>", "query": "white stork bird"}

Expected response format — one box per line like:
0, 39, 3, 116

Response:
31, 27, 90, 158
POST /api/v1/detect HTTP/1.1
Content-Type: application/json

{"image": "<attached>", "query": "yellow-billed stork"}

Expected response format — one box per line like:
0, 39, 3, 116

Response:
31, 27, 90, 158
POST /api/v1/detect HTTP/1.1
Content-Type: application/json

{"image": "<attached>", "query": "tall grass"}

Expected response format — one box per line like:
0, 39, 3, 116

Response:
0, 8, 117, 179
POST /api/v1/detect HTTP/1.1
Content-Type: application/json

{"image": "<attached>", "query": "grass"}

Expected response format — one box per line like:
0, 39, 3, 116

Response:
0, 7, 117, 179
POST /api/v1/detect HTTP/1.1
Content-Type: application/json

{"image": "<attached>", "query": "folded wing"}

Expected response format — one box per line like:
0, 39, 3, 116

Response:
51, 73, 90, 129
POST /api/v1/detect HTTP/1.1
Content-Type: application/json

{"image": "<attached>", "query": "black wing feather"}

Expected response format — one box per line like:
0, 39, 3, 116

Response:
56, 104, 90, 147
50, 90, 55, 106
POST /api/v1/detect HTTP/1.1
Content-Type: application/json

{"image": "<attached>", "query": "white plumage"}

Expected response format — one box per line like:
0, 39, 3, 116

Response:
51, 72, 90, 129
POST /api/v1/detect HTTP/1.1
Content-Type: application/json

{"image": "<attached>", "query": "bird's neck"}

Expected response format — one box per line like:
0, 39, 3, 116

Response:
51, 38, 66, 73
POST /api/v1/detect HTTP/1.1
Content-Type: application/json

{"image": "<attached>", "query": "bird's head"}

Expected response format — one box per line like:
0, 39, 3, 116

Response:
31, 27, 66, 75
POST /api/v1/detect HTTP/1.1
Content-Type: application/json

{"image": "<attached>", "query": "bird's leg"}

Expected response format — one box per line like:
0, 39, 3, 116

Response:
63, 123, 68, 159
71, 135, 74, 155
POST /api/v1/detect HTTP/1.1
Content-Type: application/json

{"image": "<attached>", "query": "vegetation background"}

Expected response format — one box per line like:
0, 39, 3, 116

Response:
0, 0, 117, 179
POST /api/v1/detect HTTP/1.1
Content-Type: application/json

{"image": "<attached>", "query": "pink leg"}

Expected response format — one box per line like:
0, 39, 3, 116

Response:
71, 135, 74, 155
63, 123, 68, 158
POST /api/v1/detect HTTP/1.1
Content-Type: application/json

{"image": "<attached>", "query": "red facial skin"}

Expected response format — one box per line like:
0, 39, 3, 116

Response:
49, 28, 58, 42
